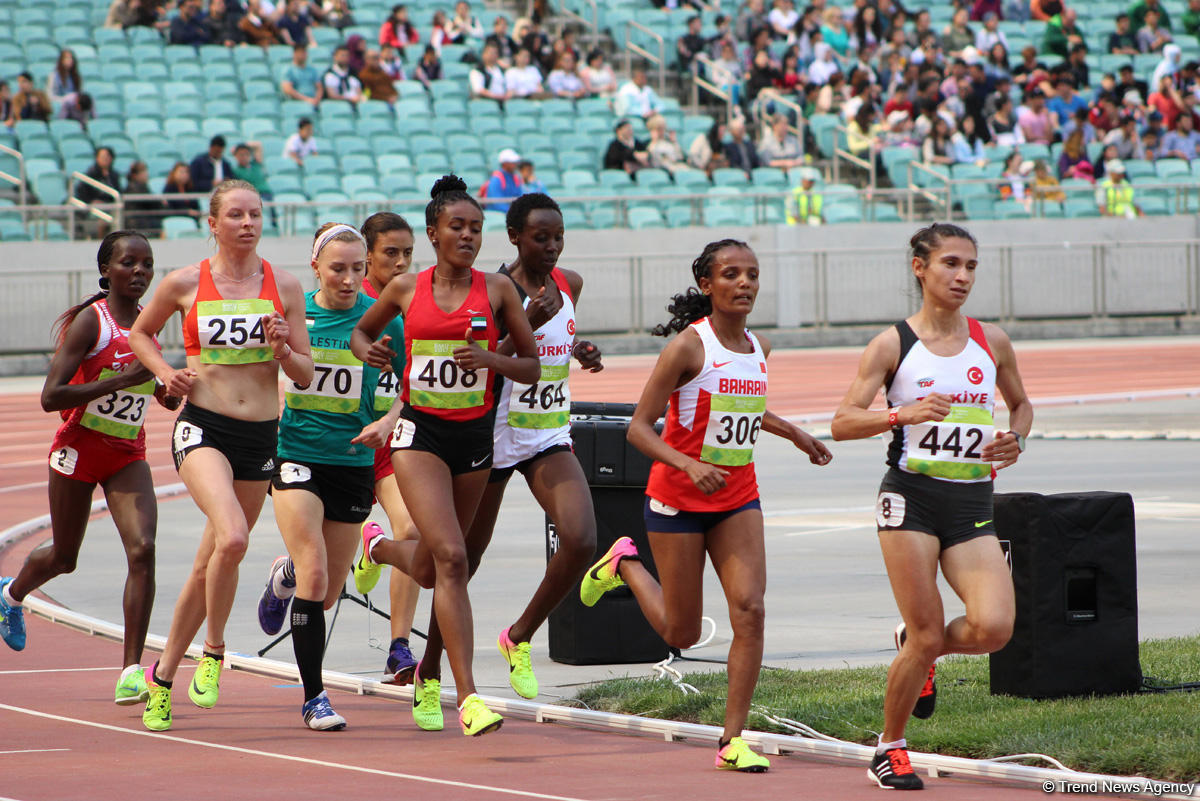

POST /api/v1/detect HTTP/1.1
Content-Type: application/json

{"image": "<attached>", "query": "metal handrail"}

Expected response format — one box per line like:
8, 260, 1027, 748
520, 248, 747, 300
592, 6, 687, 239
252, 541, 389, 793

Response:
832, 124, 876, 188
623, 19, 667, 96
689, 53, 736, 119
905, 160, 952, 219
0, 143, 28, 218
554, 0, 599, 46
69, 171, 123, 229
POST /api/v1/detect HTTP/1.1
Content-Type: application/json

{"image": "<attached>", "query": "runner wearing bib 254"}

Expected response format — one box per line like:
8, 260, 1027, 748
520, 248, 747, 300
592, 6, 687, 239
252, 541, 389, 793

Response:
831, 223, 1033, 791
579, 239, 831, 774
350, 175, 540, 737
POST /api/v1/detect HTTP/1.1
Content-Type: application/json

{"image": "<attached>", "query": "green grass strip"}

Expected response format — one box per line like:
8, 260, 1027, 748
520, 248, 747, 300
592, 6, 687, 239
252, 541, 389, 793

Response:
570, 636, 1200, 781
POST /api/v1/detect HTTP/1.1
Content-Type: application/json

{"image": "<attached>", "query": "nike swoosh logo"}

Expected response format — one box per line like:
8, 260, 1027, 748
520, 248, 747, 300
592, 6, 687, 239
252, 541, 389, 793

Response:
413, 697, 422, 707
974, 520, 992, 528
588, 563, 607, 582
470, 456, 488, 468
712, 360, 732, 369
113, 351, 134, 360
720, 755, 740, 766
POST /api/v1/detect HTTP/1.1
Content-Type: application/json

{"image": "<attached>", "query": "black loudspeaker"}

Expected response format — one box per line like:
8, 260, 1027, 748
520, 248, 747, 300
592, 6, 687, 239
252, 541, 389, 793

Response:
546, 406, 669, 665
990, 491, 1141, 698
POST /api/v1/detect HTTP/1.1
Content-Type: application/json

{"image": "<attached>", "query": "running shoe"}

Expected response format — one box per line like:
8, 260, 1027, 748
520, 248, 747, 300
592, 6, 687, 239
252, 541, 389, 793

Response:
411, 665, 444, 731
458, 694, 503, 737
894, 622, 937, 719
497, 626, 538, 699
384, 637, 417, 685
258, 555, 294, 636
143, 679, 172, 732
188, 655, 222, 709
114, 667, 149, 706
352, 521, 386, 595
579, 536, 639, 607
868, 747, 924, 790
302, 691, 347, 731
0, 577, 26, 651
714, 737, 770, 772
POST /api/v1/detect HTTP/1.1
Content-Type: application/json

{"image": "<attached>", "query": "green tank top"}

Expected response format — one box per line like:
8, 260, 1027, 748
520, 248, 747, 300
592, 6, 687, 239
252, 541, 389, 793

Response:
278, 291, 405, 467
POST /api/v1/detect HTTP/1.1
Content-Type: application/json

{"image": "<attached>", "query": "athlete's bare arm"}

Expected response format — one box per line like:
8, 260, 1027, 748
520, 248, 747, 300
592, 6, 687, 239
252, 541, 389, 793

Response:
458, 273, 539, 384
980, 323, 1032, 469
128, 266, 199, 397
352, 272, 415, 367
269, 270, 314, 386
41, 307, 152, 411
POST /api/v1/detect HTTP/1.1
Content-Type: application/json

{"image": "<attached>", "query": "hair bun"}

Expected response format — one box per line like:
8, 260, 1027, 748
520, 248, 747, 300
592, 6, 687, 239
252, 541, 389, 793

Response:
430, 174, 468, 198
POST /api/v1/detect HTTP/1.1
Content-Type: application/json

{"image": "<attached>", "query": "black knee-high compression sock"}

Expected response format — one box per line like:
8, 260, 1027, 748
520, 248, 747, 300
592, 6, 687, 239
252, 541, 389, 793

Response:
290, 597, 326, 702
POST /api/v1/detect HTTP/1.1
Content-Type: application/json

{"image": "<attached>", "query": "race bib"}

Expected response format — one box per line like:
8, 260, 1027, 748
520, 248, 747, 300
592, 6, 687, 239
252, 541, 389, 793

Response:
286, 347, 363, 413
49, 446, 79, 476
701, 394, 765, 466
80, 368, 154, 439
408, 339, 487, 410
507, 363, 570, 429
905, 405, 994, 480
374, 368, 401, 413
196, 298, 274, 364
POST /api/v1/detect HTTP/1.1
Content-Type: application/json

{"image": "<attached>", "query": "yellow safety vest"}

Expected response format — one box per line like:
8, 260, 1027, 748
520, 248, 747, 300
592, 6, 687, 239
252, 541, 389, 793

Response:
787, 187, 823, 225
1102, 179, 1134, 216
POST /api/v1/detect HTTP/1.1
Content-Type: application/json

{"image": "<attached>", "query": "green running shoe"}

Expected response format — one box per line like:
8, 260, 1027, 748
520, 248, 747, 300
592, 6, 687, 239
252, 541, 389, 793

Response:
143, 679, 172, 732
411, 665, 444, 731
715, 736, 770, 772
115, 667, 149, 706
580, 536, 639, 607
353, 521, 385, 595
497, 626, 537, 699
458, 694, 503, 737
188, 655, 222, 709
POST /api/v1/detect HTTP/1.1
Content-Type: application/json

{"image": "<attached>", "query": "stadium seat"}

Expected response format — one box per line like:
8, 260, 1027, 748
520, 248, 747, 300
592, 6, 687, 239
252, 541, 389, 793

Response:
629, 206, 665, 229
163, 216, 201, 239
994, 199, 1032, 219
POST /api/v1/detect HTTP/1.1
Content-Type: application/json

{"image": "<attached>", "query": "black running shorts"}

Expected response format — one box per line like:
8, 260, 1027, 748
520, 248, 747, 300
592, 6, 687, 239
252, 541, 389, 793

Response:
172, 403, 278, 482
876, 467, 996, 549
271, 459, 374, 524
390, 404, 494, 476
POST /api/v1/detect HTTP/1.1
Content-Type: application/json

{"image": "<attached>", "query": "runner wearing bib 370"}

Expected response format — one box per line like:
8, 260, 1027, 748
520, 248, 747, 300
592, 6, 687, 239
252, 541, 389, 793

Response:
579, 239, 831, 774
1, 231, 179, 711
831, 223, 1032, 791
351, 174, 540, 737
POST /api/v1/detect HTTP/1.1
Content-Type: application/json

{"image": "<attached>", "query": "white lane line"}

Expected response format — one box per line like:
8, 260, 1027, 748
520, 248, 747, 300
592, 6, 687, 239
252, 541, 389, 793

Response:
0, 748, 70, 755
0, 703, 591, 801
0, 667, 119, 675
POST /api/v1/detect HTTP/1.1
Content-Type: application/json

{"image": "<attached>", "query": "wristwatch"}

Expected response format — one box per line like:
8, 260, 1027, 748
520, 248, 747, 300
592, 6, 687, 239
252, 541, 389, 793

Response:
1007, 430, 1027, 452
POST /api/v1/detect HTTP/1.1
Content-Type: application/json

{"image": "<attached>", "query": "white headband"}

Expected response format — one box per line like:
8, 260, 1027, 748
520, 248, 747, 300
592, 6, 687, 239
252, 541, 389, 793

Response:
311, 223, 366, 263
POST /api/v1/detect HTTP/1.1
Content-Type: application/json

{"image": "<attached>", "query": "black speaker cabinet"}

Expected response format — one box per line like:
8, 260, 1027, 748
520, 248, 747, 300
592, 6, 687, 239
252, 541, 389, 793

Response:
990, 491, 1141, 698
546, 407, 669, 665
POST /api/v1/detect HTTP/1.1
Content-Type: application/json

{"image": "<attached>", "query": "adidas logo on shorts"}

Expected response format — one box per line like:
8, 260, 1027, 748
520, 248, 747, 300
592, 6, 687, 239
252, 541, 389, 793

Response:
261, 458, 275, 473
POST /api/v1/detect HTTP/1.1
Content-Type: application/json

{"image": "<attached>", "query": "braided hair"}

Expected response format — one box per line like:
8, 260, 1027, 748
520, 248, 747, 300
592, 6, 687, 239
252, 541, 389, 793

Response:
651, 238, 750, 337
425, 174, 481, 228
53, 230, 150, 345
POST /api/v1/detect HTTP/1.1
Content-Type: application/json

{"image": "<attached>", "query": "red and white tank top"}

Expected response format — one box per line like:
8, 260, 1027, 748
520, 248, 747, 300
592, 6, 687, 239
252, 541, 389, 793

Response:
493, 267, 575, 467
885, 317, 998, 483
56, 299, 158, 451
645, 317, 767, 512
362, 277, 402, 414
182, 258, 284, 364
402, 267, 499, 422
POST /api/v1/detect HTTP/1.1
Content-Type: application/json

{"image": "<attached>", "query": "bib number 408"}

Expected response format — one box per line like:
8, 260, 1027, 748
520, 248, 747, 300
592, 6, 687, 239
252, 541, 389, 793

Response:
417, 359, 478, 389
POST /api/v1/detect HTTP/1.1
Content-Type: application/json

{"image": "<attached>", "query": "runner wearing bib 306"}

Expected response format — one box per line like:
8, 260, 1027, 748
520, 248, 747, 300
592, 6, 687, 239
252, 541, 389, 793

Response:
831, 223, 1032, 791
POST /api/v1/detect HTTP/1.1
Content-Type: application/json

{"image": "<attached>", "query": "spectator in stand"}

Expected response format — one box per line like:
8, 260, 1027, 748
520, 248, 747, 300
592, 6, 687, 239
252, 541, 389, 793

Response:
736, 0, 768, 43
678, 15, 707, 72
707, 14, 736, 59
1151, 44, 1182, 90
922, 115, 956, 165
506, 48, 546, 98
163, 161, 200, 217
1002, 152, 1033, 208
821, 6, 851, 56
911, 31, 945, 68
1062, 106, 1097, 144
974, 12, 1007, 52
380, 4, 420, 48
414, 44, 442, 86
582, 49, 617, 97
971, 0, 1003, 21
324, 45, 365, 105
321, 0, 356, 31
447, 0, 484, 44
1109, 13, 1140, 54
723, 116, 761, 175
76, 146, 122, 208
484, 148, 523, 212
283, 117, 318, 164
849, 102, 890, 173
0, 81, 12, 128
604, 118, 650, 175
1141, 129, 1162, 160
188, 135, 234, 193
942, 8, 975, 58
1032, 159, 1066, 201
1018, 87, 1056, 144
232, 141, 273, 205
1104, 112, 1146, 159
359, 48, 399, 104
1117, 63, 1150, 99
520, 17, 555, 73
777, 50, 804, 94
708, 41, 745, 106
687, 119, 729, 174
1058, 128, 1092, 177
1137, 8, 1172, 52
1130, 0, 1171, 33
169, 0, 211, 46
485, 15, 518, 68
1098, 159, 1142, 215
645, 113, 689, 174
240, 0, 281, 46
8, 73, 52, 125
808, 42, 841, 85
756, 114, 805, 169
1031, 0, 1064, 22
517, 160, 546, 194
885, 109, 920, 146
205, 0, 244, 46
908, 9, 938, 49
1012, 45, 1047, 88
1184, 0, 1200, 37
47, 49, 82, 111
380, 43, 406, 81
552, 28, 582, 69
786, 166, 823, 225
1066, 43, 1090, 89
952, 114, 989, 165
1089, 91, 1122, 133
1148, 74, 1190, 128
281, 44, 323, 107
746, 48, 783, 103
124, 161, 165, 235
346, 33, 369, 75
768, 0, 800, 40
614, 67, 665, 119
851, 5, 885, 53
1043, 8, 1084, 59
469, 42, 510, 102
1048, 77, 1088, 126
278, 0, 317, 47
547, 52, 587, 99
427, 10, 451, 52
1161, 111, 1200, 160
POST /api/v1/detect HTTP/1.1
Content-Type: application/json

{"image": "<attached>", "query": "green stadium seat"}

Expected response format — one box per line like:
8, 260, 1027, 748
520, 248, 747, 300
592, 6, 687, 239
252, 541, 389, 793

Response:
342, 174, 381, 195
751, 167, 788, 187
304, 154, 340, 176
704, 204, 747, 227
824, 203, 863, 224
562, 169, 598, 190
1155, 159, 1190, 178
482, 210, 507, 232
1123, 160, 1155, 180
587, 205, 619, 229
304, 174, 343, 196
1140, 195, 1171, 215
163, 216, 201, 239
712, 167, 750, 187
636, 168, 671, 188
371, 134, 408, 156
599, 169, 632, 188
33, 171, 69, 205
868, 202, 903, 222
628, 206, 665, 229
672, 169, 710, 191
340, 153, 377, 175
0, 220, 32, 241
202, 118, 239, 139
994, 199, 1031, 219
270, 173, 304, 195
381, 173, 418, 196
377, 153, 414, 174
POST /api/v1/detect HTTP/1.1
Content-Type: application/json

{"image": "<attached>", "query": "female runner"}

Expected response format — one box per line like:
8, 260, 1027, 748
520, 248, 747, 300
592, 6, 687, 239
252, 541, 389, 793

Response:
350, 175, 540, 736
348, 211, 424, 684
0, 232, 178, 707
830, 223, 1032, 790
382, 193, 603, 702
254, 222, 406, 730
128, 179, 313, 732
579, 239, 832, 772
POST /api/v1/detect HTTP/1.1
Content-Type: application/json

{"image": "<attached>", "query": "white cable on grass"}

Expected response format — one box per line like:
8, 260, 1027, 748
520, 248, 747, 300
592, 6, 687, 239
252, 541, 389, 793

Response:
989, 753, 1077, 772
652, 652, 700, 694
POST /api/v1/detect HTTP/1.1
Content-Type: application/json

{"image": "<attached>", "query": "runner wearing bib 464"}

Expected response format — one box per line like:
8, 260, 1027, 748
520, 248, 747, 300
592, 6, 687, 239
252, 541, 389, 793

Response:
351, 175, 540, 736
831, 223, 1032, 791
580, 239, 831, 774
1, 232, 179, 711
